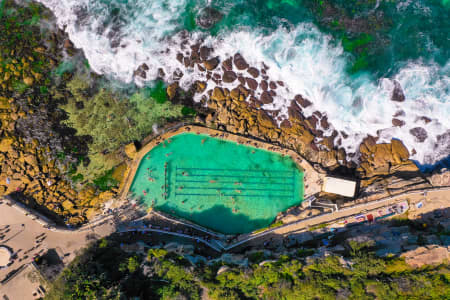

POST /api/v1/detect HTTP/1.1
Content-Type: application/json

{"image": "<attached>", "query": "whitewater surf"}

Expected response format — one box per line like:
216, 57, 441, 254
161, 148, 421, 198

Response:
35, 0, 450, 167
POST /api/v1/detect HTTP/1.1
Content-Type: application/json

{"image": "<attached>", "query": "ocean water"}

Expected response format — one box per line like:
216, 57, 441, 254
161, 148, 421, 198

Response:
129, 133, 303, 234
36, 0, 449, 166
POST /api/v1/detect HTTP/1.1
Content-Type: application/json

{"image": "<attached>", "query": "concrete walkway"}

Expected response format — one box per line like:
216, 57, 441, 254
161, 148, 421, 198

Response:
224, 187, 450, 250
0, 201, 115, 282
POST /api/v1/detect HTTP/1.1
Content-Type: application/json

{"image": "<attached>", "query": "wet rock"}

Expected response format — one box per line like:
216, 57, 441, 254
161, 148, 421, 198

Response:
260, 80, 268, 91
277, 81, 284, 87
199, 46, 212, 61
173, 68, 183, 80
176, 53, 184, 63
222, 71, 237, 83
212, 87, 226, 101
295, 95, 312, 108
392, 118, 405, 127
410, 127, 428, 142
196, 7, 223, 29
230, 88, 240, 102
195, 81, 207, 93
419, 116, 432, 124
238, 85, 250, 98
245, 77, 258, 90
167, 82, 179, 100
287, 100, 304, 120
157, 68, 166, 78
306, 115, 318, 130
237, 76, 246, 85
203, 57, 220, 70
183, 57, 191, 67
268, 90, 276, 97
280, 119, 292, 128
394, 110, 405, 117
391, 80, 405, 102
260, 91, 273, 104
247, 67, 260, 78
320, 116, 330, 130
222, 57, 233, 71
233, 53, 249, 70
197, 64, 206, 72
269, 81, 277, 90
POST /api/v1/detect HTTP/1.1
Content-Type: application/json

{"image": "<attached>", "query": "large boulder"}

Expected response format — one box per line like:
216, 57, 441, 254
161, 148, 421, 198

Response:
196, 7, 223, 29
167, 82, 179, 100
0, 137, 14, 152
124, 142, 137, 159
401, 245, 450, 268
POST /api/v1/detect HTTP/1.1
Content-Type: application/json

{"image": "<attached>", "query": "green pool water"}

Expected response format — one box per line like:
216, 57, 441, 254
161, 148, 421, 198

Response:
129, 133, 303, 234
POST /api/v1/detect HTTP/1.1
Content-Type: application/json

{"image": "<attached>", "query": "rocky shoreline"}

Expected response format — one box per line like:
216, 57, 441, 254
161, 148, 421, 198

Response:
0, 1, 119, 225
149, 40, 422, 185
0, 0, 443, 228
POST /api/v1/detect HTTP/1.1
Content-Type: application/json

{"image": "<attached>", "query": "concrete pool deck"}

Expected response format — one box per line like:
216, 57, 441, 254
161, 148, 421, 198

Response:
121, 125, 324, 202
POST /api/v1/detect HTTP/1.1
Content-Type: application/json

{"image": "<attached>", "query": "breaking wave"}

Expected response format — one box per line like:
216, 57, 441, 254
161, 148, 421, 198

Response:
36, 0, 450, 166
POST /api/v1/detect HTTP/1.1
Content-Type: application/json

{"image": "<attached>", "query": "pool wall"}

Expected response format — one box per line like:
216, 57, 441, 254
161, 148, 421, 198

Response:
120, 125, 323, 234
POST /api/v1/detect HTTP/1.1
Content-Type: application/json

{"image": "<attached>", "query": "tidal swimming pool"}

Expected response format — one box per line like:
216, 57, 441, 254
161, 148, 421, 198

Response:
129, 132, 303, 234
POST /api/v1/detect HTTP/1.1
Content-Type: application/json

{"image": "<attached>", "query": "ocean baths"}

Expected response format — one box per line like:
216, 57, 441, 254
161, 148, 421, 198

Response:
128, 129, 305, 234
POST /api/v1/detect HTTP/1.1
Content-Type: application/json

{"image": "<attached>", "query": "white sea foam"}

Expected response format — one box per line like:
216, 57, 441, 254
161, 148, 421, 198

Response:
36, 0, 450, 166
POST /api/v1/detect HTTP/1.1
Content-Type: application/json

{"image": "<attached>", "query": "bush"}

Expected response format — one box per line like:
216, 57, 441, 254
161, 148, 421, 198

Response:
61, 76, 183, 182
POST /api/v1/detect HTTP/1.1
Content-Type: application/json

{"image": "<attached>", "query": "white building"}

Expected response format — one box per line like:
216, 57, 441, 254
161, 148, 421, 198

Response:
322, 177, 357, 198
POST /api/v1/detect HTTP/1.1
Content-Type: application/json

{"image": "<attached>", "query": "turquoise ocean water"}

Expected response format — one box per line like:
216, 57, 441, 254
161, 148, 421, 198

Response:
37, 0, 449, 167
129, 133, 303, 234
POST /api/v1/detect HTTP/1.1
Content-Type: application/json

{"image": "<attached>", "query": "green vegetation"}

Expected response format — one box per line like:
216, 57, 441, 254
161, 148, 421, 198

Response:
253, 220, 284, 234
308, 222, 329, 231
61, 75, 183, 181
46, 238, 202, 300
47, 236, 450, 300
93, 168, 119, 191
148, 80, 168, 104
181, 106, 197, 116
342, 33, 373, 52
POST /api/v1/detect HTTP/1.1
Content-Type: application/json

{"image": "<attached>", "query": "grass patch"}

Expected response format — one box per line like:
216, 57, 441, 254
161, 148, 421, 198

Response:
308, 223, 329, 231
252, 220, 284, 234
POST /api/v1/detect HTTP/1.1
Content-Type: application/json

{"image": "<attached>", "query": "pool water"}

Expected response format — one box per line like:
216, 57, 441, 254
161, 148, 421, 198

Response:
129, 133, 303, 234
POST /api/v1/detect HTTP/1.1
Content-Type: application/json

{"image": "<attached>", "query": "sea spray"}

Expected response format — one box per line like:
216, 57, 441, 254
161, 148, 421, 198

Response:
35, 0, 450, 166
